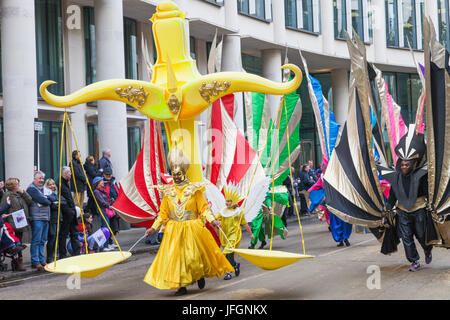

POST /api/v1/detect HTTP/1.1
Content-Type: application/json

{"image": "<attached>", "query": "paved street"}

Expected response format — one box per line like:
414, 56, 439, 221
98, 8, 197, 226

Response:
0, 215, 448, 300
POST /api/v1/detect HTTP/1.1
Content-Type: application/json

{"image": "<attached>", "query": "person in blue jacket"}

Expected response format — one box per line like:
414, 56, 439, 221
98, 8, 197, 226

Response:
26, 171, 52, 271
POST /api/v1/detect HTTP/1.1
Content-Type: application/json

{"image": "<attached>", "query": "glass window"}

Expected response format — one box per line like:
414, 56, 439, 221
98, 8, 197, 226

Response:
396, 73, 410, 123
127, 127, 141, 169
402, 0, 417, 49
302, 0, 314, 31
203, 0, 223, 4
368, 0, 373, 41
124, 18, 138, 80
206, 41, 212, 61
386, 0, 399, 46
242, 54, 263, 76
352, 0, 364, 41
382, 72, 397, 101
38, 120, 66, 180
285, 0, 297, 28
409, 74, 421, 122
438, 0, 450, 51
0, 24, 2, 94
238, 0, 267, 20
334, 0, 347, 39
238, 0, 250, 14
35, 0, 64, 96
88, 123, 98, 160
383, 72, 420, 125
190, 36, 196, 59
0, 118, 4, 182
84, 7, 96, 86
386, 0, 423, 49
255, 0, 266, 19
285, 0, 319, 32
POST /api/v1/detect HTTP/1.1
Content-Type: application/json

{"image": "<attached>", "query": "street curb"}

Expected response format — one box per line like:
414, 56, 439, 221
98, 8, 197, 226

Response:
0, 215, 317, 283
0, 245, 159, 284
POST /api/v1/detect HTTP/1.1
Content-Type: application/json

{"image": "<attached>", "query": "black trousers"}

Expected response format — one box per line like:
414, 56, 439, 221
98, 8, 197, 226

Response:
59, 209, 80, 256
299, 193, 308, 215
398, 209, 433, 263
225, 253, 236, 268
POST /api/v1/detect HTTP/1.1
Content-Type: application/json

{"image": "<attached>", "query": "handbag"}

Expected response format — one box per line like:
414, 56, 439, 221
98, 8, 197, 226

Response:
105, 207, 115, 218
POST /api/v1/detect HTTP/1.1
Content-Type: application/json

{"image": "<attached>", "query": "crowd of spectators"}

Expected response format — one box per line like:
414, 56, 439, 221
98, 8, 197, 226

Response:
282, 159, 322, 221
0, 149, 120, 275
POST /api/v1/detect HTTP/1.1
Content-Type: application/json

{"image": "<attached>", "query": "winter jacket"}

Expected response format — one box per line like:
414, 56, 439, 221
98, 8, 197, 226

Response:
0, 190, 33, 232
103, 177, 119, 205
84, 161, 101, 185
98, 156, 112, 174
299, 171, 315, 191
69, 157, 87, 192
44, 189, 64, 224
93, 188, 110, 217
26, 183, 51, 222
57, 177, 75, 209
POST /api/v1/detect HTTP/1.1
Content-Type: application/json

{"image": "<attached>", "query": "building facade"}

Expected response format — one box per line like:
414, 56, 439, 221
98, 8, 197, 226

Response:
0, 0, 448, 187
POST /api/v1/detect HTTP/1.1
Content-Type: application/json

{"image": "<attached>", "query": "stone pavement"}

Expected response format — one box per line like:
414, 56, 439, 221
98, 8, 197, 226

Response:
0, 225, 157, 282
0, 212, 317, 283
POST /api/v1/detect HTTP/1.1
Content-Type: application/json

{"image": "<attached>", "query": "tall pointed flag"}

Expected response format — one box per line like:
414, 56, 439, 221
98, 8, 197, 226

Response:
299, 50, 340, 162
243, 54, 303, 215
298, 50, 341, 214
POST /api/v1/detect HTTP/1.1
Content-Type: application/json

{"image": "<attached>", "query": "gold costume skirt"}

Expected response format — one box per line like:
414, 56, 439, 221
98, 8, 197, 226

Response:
143, 218, 234, 290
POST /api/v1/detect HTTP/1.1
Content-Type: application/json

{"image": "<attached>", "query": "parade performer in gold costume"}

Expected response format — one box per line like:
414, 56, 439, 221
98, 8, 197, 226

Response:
215, 186, 255, 280
143, 147, 234, 296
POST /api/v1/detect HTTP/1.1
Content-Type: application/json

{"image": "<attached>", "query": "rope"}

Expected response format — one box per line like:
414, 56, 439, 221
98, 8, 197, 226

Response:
217, 225, 235, 251
269, 98, 284, 251
65, 116, 124, 256
54, 113, 67, 267
236, 98, 284, 234
64, 118, 89, 255
282, 98, 306, 255
128, 234, 147, 252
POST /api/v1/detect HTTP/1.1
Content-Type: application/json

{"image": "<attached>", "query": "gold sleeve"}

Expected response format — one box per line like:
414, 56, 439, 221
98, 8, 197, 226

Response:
152, 196, 170, 230
240, 211, 247, 225
196, 190, 215, 223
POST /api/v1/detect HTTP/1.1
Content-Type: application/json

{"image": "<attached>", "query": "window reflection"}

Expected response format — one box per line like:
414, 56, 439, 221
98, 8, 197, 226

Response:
334, 0, 347, 39
402, 0, 416, 49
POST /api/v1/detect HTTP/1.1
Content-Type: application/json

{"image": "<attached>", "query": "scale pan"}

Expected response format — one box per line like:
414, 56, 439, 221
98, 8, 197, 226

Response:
232, 249, 314, 270
45, 251, 132, 278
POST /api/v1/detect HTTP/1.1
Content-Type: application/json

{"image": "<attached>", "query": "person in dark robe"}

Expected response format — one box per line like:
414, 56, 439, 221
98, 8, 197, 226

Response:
380, 128, 432, 272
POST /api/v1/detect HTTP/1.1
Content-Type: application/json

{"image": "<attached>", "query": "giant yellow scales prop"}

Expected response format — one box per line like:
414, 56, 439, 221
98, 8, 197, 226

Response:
41, 1, 310, 278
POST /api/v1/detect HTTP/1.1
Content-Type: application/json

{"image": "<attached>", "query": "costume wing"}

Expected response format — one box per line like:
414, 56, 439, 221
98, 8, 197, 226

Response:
242, 177, 271, 222
204, 180, 226, 216
422, 18, 450, 248
323, 33, 385, 229
424, 18, 450, 218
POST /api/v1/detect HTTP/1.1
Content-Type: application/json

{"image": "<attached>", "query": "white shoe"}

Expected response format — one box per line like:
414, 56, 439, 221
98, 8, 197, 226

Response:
111, 244, 118, 248
283, 228, 289, 239
103, 246, 113, 252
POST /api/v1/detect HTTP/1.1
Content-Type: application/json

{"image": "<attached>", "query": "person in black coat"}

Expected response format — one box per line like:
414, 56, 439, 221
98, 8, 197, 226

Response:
69, 151, 87, 210
299, 164, 315, 191
298, 164, 315, 215
57, 167, 80, 258
84, 156, 102, 215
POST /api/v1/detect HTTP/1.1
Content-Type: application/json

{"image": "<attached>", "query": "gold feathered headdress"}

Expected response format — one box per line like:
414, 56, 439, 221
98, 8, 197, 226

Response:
167, 146, 190, 175
223, 182, 243, 206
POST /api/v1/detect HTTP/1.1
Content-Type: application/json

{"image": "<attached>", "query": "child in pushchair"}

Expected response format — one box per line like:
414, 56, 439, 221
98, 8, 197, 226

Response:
0, 197, 26, 279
